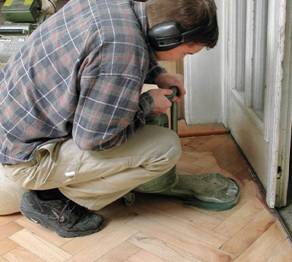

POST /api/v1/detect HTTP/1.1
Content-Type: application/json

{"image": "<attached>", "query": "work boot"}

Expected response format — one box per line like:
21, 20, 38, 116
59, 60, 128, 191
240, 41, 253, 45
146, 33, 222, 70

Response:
20, 190, 104, 238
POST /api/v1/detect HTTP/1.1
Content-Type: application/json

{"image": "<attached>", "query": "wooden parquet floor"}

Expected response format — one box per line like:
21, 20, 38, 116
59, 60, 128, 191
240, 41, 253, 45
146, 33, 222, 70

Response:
1, 134, 292, 261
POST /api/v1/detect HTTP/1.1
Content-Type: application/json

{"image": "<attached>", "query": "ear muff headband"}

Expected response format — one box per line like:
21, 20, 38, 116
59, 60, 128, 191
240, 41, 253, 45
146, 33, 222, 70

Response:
148, 21, 204, 51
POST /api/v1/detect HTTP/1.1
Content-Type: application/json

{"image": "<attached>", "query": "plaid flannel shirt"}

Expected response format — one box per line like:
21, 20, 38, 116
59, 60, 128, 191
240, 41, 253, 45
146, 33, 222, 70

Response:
0, 0, 165, 164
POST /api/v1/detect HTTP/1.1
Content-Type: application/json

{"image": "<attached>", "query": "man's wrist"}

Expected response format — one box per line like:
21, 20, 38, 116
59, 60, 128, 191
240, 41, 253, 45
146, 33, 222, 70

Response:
145, 66, 167, 84
139, 92, 154, 116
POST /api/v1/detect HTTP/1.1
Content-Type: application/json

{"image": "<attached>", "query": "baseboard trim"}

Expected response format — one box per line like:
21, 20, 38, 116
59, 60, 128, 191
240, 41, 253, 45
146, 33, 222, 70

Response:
178, 119, 230, 137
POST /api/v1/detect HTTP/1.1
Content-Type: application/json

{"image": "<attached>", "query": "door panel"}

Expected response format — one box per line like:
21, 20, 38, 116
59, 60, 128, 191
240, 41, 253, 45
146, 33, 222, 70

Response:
223, 0, 288, 207
229, 90, 268, 187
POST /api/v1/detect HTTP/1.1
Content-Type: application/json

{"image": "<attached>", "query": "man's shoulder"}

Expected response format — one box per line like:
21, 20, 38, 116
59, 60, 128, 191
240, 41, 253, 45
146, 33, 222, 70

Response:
96, 0, 141, 36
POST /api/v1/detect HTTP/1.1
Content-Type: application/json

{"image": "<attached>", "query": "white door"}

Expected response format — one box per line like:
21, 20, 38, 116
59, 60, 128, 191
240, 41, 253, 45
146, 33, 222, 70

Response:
222, 0, 291, 208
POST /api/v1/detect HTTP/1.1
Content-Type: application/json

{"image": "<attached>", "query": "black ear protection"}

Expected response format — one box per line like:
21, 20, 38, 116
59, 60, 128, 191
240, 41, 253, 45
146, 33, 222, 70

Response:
148, 21, 203, 51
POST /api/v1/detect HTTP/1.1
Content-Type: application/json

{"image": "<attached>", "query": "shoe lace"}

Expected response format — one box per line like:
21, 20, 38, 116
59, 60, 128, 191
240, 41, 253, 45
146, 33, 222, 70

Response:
57, 200, 87, 224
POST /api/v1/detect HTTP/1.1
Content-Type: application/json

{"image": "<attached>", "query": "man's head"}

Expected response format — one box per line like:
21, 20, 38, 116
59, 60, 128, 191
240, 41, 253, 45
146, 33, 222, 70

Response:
146, 0, 219, 60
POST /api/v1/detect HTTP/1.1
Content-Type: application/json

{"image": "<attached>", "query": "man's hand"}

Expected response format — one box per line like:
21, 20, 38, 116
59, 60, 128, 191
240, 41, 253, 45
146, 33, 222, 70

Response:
154, 73, 185, 102
147, 88, 173, 114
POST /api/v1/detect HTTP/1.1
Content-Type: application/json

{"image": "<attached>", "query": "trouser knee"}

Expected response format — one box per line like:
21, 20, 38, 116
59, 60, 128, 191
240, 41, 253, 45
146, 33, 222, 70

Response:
144, 128, 182, 173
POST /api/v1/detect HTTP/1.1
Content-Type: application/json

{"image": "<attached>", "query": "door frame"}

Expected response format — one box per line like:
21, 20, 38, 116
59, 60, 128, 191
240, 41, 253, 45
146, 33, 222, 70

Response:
221, 0, 289, 207
277, 0, 292, 207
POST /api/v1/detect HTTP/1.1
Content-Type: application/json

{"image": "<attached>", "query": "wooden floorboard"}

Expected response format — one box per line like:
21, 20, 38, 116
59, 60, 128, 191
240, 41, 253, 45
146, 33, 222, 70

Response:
0, 134, 291, 261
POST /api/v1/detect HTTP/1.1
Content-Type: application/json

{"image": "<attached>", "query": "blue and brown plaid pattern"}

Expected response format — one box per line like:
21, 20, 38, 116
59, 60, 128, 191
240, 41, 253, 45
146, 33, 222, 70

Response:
0, 0, 165, 164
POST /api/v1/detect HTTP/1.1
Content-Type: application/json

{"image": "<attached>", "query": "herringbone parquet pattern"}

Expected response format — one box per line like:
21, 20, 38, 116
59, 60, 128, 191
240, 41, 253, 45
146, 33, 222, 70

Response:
0, 134, 291, 261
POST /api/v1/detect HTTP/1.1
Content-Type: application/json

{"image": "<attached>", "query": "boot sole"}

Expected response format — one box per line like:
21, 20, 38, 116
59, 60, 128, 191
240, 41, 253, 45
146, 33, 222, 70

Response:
184, 190, 240, 211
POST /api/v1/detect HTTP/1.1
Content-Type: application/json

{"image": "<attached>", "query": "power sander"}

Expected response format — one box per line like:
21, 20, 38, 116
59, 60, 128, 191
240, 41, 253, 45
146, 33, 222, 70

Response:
124, 87, 240, 211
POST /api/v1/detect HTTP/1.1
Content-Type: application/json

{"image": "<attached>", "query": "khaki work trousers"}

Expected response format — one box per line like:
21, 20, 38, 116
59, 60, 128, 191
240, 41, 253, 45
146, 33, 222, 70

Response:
0, 125, 181, 214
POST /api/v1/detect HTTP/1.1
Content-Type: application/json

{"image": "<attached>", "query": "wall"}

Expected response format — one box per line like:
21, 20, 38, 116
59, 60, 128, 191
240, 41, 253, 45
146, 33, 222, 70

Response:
184, 0, 224, 124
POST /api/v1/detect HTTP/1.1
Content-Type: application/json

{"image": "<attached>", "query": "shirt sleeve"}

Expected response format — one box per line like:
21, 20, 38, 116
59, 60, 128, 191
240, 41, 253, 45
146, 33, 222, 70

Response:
144, 51, 167, 84
73, 18, 155, 151
72, 74, 153, 151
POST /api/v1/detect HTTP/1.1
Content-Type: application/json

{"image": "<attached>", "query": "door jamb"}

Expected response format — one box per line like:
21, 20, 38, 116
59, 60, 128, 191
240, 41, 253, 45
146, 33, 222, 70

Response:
265, 0, 287, 207
276, 0, 292, 207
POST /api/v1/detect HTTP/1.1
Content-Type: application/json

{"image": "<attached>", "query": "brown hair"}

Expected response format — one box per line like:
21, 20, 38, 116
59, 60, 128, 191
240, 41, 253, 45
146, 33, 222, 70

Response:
146, 0, 219, 48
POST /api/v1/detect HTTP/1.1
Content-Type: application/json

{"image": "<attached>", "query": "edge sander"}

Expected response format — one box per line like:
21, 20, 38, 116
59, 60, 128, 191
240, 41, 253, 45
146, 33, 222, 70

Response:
124, 87, 240, 211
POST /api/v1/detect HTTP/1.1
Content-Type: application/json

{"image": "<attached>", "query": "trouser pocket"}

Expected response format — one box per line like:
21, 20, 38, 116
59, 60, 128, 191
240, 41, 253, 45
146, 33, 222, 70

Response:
3, 141, 63, 189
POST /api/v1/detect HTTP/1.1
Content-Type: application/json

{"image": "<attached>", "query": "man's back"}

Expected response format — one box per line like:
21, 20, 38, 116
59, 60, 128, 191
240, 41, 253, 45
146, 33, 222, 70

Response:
0, 0, 149, 164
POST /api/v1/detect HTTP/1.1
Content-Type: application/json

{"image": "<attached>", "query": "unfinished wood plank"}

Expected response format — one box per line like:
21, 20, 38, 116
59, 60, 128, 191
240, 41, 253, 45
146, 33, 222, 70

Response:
0, 239, 19, 256
234, 223, 286, 262
266, 238, 292, 262
127, 249, 168, 262
214, 199, 264, 238
176, 151, 222, 176
0, 223, 22, 241
96, 241, 140, 262
15, 217, 70, 247
132, 204, 227, 248
9, 229, 71, 262
134, 197, 222, 230
178, 120, 229, 137
221, 209, 275, 256
128, 232, 195, 262
180, 135, 251, 183
0, 134, 287, 261
0, 214, 21, 227
72, 224, 138, 262
4, 247, 44, 262
131, 216, 233, 262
